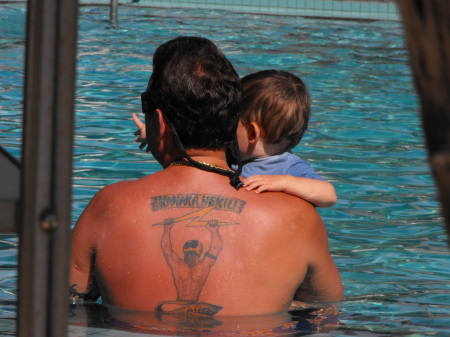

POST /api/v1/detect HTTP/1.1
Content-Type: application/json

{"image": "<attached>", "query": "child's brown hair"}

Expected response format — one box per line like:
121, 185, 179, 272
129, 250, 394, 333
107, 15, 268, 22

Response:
240, 70, 311, 152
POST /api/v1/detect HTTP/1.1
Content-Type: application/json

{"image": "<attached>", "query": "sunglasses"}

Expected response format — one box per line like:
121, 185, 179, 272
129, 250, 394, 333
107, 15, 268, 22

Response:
140, 91, 154, 115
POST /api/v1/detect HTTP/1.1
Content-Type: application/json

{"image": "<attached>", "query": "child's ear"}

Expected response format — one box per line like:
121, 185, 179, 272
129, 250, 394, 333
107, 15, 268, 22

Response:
248, 122, 262, 143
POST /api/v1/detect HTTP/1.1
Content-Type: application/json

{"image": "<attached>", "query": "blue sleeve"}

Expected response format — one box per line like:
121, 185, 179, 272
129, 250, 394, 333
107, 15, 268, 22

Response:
286, 159, 327, 181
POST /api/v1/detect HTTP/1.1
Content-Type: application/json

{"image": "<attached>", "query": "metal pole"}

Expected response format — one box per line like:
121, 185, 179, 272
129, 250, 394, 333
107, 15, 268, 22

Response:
18, 0, 78, 334
110, 0, 118, 26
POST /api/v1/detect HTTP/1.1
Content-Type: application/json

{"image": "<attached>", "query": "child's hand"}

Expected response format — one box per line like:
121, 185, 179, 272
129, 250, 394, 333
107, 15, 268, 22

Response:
132, 113, 148, 151
243, 175, 287, 194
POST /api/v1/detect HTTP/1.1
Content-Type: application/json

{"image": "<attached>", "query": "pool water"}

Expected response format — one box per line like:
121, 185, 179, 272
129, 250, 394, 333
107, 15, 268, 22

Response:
1, 3, 450, 336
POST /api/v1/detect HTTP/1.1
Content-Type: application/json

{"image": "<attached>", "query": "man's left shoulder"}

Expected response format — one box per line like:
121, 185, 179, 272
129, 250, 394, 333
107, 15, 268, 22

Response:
88, 179, 141, 211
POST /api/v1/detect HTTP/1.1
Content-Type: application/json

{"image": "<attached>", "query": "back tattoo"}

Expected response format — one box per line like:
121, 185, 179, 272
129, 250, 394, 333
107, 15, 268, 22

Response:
151, 193, 246, 324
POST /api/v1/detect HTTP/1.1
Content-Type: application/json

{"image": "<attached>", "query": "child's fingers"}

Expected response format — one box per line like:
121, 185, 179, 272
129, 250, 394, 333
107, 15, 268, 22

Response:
244, 180, 263, 191
132, 113, 146, 139
132, 113, 145, 138
254, 185, 269, 194
132, 113, 144, 127
247, 183, 270, 194
132, 113, 148, 142
243, 180, 256, 190
243, 176, 263, 185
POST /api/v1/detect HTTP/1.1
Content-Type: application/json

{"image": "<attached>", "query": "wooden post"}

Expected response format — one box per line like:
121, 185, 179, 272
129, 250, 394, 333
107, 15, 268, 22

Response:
397, 1, 450, 239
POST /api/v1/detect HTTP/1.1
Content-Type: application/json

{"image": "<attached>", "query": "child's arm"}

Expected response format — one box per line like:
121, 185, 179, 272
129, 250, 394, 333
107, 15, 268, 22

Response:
243, 175, 337, 208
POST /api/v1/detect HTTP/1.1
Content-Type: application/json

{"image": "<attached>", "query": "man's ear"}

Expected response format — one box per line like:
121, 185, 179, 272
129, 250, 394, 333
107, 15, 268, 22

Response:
155, 109, 168, 140
248, 122, 262, 143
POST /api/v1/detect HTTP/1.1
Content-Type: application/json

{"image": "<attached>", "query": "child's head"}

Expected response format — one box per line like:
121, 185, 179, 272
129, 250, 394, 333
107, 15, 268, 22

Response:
240, 70, 311, 153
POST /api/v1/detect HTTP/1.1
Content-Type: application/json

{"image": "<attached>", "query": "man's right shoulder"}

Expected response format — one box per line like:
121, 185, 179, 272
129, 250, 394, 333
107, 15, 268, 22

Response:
256, 189, 316, 208
244, 189, 319, 221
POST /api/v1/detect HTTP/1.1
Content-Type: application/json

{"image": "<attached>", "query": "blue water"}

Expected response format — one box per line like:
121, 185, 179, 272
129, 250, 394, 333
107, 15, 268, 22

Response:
1, 3, 449, 336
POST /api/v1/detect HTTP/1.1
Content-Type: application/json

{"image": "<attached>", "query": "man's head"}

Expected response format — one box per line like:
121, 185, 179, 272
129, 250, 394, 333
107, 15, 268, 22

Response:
240, 70, 311, 152
142, 36, 241, 150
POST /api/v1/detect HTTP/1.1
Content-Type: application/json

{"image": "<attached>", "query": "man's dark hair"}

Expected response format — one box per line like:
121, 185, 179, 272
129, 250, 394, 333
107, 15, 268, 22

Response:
145, 36, 241, 150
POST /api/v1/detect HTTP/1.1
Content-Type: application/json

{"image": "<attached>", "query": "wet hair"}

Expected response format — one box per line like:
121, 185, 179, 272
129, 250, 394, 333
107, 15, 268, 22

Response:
240, 70, 311, 152
144, 36, 241, 150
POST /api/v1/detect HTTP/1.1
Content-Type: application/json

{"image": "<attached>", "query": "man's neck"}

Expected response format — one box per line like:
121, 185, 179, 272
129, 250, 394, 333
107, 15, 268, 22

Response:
166, 148, 230, 169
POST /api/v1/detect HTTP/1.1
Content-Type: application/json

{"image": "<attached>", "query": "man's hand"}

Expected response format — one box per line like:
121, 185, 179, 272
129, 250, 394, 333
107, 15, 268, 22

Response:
69, 284, 99, 305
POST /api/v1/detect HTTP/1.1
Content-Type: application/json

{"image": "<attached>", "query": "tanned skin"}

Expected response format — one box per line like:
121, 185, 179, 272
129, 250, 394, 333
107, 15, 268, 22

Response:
70, 108, 343, 317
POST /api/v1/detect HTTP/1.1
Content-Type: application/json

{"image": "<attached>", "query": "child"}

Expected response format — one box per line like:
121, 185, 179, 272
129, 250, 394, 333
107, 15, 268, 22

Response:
132, 69, 336, 208
233, 70, 336, 208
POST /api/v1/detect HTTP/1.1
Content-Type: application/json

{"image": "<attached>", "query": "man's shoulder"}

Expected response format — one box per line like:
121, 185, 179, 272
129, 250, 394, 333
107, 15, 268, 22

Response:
95, 172, 163, 195
95, 179, 138, 196
91, 169, 201, 206
88, 177, 148, 210
238, 191, 323, 246
242, 189, 318, 217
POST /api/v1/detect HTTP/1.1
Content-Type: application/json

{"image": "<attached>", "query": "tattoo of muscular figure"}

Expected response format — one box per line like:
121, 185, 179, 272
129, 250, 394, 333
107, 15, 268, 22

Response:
151, 194, 246, 322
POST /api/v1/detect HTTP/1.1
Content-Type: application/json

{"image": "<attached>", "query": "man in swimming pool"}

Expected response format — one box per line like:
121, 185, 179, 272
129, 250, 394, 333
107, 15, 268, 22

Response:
70, 36, 343, 319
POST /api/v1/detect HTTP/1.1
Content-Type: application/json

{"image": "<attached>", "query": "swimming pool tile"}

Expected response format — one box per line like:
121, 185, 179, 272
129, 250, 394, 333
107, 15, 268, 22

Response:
296, 0, 306, 8
342, 1, 352, 12
324, 1, 333, 11
277, 0, 288, 8
370, 1, 380, 13
96, 0, 400, 21
305, 0, 316, 10
359, 1, 371, 13
351, 1, 361, 12
332, 1, 342, 11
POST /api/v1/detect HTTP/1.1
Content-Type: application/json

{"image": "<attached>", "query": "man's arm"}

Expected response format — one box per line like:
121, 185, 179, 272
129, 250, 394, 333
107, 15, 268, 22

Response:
294, 211, 343, 303
70, 192, 104, 303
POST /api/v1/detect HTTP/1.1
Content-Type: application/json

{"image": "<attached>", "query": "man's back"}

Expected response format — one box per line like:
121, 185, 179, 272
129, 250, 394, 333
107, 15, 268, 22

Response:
70, 36, 342, 322
71, 165, 342, 316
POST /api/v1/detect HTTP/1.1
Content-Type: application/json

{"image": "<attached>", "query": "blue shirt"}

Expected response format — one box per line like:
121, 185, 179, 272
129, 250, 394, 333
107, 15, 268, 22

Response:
234, 152, 325, 180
